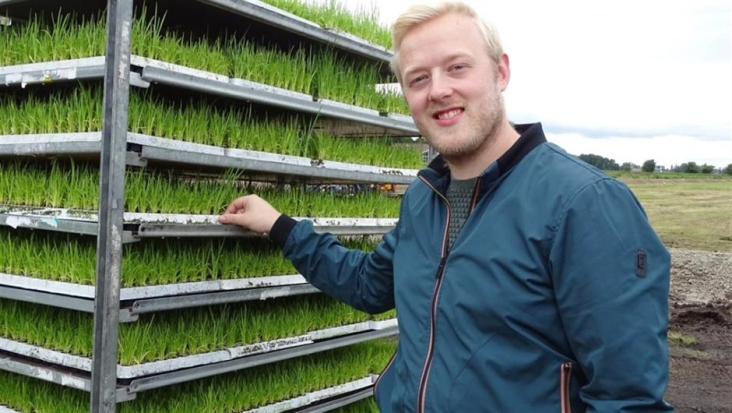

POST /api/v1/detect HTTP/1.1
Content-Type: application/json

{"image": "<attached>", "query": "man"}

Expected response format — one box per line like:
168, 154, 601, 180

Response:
219, 2, 674, 412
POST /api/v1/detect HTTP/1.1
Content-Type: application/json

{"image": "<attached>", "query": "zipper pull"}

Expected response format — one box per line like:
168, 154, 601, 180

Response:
435, 257, 447, 279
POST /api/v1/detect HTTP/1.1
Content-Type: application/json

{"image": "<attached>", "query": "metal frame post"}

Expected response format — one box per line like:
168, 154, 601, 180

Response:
91, 0, 133, 411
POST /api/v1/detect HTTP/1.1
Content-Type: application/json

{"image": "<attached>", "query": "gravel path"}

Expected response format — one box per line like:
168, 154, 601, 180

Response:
670, 248, 732, 305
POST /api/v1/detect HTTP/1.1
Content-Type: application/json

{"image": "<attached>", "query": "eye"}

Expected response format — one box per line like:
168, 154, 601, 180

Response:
409, 75, 428, 87
449, 64, 466, 72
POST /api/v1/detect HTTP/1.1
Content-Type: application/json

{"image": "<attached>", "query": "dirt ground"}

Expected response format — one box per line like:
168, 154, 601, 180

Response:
665, 249, 732, 413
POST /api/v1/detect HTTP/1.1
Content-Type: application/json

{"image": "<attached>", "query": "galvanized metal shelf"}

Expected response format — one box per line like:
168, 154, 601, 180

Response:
0, 272, 309, 301
247, 377, 375, 413
0, 374, 373, 413
0, 206, 397, 238
126, 327, 397, 394
0, 1, 403, 409
0, 327, 397, 402
0, 56, 418, 136
298, 388, 374, 413
0, 133, 419, 185
0, 351, 133, 402
0, 0, 393, 70
199, 0, 392, 64
0, 274, 321, 321
0, 319, 396, 379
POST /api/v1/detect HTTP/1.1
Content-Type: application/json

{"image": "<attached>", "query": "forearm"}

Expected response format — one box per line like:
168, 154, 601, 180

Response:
274, 216, 396, 314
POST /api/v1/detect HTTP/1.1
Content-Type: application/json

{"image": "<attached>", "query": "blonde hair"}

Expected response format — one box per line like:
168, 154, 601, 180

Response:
390, 1, 504, 83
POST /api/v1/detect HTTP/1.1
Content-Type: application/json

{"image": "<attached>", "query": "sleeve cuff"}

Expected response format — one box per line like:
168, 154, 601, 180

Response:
269, 214, 298, 248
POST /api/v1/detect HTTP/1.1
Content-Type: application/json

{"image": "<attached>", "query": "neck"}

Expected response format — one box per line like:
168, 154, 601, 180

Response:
445, 120, 521, 179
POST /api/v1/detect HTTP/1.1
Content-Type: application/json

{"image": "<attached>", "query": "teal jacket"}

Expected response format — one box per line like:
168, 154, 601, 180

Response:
270, 123, 673, 413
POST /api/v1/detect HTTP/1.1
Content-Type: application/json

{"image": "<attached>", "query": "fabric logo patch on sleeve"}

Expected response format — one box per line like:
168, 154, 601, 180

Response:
635, 249, 647, 278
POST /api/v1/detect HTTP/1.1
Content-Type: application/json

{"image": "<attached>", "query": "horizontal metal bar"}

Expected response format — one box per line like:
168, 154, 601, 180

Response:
1, 271, 309, 301
198, 0, 392, 64
120, 274, 307, 300
298, 387, 374, 413
0, 139, 99, 156
0, 351, 91, 392
1, 55, 414, 134
141, 65, 418, 136
126, 327, 398, 394
0, 212, 138, 242
140, 144, 416, 185
0, 276, 316, 317
245, 377, 373, 413
0, 319, 396, 379
134, 222, 392, 238
1, 132, 418, 183
0, 207, 396, 237
134, 222, 255, 238
0, 285, 94, 312
0, 57, 105, 87
132, 133, 418, 176
0, 212, 99, 235
0, 351, 136, 402
128, 284, 320, 315
0, 272, 96, 299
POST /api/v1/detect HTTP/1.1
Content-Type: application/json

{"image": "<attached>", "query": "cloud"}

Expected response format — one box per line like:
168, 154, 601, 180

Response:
338, 0, 731, 165
528, 122, 731, 142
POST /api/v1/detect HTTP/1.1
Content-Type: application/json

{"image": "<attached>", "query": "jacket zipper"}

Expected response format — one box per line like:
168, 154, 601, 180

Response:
560, 362, 573, 413
416, 176, 452, 413
469, 177, 482, 212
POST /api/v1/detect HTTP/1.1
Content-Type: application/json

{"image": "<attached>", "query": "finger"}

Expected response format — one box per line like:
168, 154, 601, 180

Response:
224, 196, 248, 214
219, 212, 248, 227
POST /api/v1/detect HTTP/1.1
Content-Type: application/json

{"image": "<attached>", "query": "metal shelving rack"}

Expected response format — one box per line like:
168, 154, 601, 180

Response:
0, 0, 414, 411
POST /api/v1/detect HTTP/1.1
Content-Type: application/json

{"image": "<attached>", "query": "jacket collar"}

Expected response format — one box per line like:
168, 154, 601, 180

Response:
417, 122, 547, 195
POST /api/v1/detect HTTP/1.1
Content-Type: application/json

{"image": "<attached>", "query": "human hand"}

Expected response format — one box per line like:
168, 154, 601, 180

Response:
218, 195, 282, 235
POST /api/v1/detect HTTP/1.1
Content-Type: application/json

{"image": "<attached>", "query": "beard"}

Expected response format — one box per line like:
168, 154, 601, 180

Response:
419, 87, 505, 162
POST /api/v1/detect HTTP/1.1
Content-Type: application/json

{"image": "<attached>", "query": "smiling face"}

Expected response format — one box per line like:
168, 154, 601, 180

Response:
399, 12, 510, 160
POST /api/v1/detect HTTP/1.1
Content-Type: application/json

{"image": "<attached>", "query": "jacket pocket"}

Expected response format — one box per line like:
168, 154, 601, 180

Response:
560, 362, 573, 413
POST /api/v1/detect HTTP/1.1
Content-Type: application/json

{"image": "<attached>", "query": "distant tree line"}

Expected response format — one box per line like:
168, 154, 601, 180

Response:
577, 154, 619, 171
672, 162, 717, 174
577, 154, 732, 175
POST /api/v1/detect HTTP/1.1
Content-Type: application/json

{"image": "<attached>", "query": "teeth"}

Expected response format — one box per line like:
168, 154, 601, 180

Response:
437, 109, 461, 120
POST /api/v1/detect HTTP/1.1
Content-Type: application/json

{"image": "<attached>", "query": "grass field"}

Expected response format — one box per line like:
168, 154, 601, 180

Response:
622, 177, 732, 252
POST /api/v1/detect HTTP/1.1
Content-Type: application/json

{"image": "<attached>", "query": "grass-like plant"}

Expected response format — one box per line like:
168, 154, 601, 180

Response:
0, 339, 395, 412
0, 227, 378, 286
0, 10, 408, 114
0, 294, 395, 365
311, 132, 421, 170
0, 11, 106, 65
309, 51, 405, 113
229, 38, 316, 96
260, 0, 392, 48
0, 86, 421, 168
0, 159, 402, 216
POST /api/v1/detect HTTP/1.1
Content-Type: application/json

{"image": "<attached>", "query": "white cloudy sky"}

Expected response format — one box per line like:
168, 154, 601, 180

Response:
334, 0, 732, 168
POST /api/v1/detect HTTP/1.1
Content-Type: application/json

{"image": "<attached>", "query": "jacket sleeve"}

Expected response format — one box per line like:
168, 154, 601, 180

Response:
271, 212, 400, 315
549, 178, 674, 413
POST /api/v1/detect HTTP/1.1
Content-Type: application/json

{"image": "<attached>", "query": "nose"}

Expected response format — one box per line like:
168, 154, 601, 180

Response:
428, 74, 453, 102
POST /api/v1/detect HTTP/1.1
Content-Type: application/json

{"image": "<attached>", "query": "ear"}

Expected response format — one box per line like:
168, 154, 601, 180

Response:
497, 53, 510, 92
